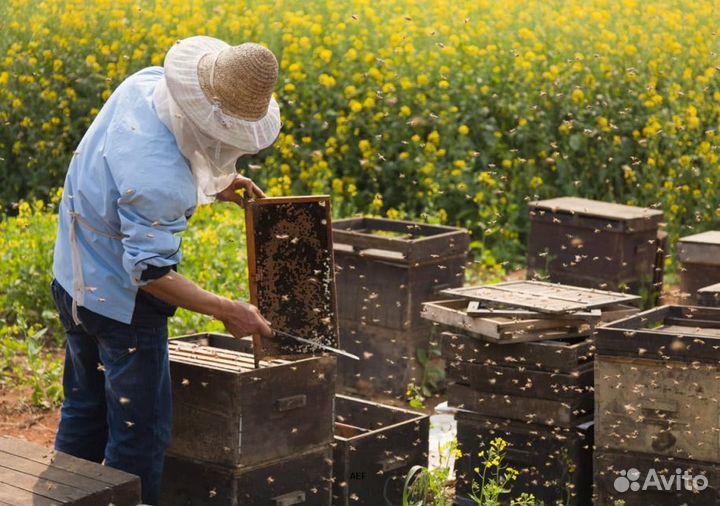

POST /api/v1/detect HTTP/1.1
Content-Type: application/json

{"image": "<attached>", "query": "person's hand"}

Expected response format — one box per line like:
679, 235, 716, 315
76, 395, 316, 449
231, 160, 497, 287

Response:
216, 299, 272, 338
216, 175, 266, 207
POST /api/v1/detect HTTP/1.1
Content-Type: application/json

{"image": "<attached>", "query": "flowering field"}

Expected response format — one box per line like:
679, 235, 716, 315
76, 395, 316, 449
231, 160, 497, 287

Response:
2, 0, 720, 264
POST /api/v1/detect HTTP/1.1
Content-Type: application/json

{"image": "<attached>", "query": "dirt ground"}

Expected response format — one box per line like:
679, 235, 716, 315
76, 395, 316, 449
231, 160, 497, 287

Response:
0, 385, 60, 448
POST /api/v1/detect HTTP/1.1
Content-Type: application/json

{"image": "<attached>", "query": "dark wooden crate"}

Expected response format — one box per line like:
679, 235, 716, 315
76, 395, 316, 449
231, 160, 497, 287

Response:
441, 331, 593, 374
595, 353, 720, 463
454, 415, 593, 506
0, 436, 140, 506
448, 382, 593, 427
336, 319, 430, 397
527, 197, 664, 294
332, 395, 429, 506
245, 195, 339, 360
333, 217, 469, 331
594, 305, 720, 362
594, 449, 720, 506
678, 230, 720, 300
698, 282, 720, 307
160, 446, 332, 506
167, 333, 335, 468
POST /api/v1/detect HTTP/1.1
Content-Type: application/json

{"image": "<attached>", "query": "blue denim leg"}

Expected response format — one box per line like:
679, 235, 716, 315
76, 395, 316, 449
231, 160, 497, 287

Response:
53, 280, 108, 462
52, 280, 172, 505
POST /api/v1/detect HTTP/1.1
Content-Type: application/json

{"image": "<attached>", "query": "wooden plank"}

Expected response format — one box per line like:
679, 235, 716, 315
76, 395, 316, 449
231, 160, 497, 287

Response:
0, 483, 56, 506
0, 437, 137, 487
447, 361, 593, 400
245, 196, 339, 361
528, 197, 663, 225
441, 332, 593, 374
0, 452, 109, 495
448, 383, 593, 427
442, 282, 638, 314
0, 464, 103, 504
422, 299, 591, 343
465, 301, 601, 321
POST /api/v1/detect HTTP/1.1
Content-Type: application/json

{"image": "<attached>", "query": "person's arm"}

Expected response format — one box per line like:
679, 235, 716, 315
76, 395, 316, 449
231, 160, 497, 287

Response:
141, 270, 272, 338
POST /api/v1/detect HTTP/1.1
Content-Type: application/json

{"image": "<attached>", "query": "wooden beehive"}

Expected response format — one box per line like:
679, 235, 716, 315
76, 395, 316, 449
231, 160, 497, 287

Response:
245, 196, 339, 361
332, 395, 429, 506
678, 231, 720, 303
527, 197, 664, 295
441, 331, 594, 427
595, 306, 720, 463
698, 282, 720, 307
0, 436, 141, 506
167, 333, 336, 468
594, 449, 720, 506
160, 446, 333, 506
332, 217, 469, 396
453, 415, 593, 506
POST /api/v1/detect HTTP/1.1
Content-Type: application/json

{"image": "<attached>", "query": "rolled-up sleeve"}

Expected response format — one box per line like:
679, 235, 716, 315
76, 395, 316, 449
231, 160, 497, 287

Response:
117, 186, 190, 286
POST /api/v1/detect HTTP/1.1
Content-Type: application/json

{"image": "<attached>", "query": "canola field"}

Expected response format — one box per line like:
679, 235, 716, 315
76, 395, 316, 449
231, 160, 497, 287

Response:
1, 0, 720, 264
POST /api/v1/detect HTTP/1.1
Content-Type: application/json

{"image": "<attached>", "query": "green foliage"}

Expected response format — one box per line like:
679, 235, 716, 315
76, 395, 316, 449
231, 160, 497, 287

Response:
402, 439, 458, 506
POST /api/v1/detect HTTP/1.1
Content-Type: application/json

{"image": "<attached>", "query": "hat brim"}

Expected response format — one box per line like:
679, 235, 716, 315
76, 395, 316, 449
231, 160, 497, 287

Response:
163, 36, 281, 152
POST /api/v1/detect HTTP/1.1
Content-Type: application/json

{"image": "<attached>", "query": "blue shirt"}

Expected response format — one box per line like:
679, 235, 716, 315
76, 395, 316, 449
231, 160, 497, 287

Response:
53, 67, 197, 325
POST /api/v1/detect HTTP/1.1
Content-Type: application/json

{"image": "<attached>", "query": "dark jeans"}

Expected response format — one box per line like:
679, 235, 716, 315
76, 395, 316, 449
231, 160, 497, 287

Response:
51, 280, 172, 505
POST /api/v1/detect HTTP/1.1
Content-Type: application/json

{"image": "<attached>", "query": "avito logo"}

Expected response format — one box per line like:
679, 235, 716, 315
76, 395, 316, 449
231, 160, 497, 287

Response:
614, 468, 709, 493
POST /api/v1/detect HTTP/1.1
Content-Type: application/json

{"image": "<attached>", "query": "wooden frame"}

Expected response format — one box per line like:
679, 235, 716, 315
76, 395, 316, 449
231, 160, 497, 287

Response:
440, 280, 640, 314
245, 196, 339, 362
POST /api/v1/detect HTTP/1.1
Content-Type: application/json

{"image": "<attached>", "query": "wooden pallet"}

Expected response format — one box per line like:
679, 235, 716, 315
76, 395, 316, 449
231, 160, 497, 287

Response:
0, 436, 140, 506
245, 196, 339, 361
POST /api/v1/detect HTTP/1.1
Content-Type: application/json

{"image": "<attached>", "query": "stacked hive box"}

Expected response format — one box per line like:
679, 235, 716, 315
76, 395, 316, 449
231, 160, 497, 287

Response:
332, 217, 469, 397
159, 334, 336, 506
677, 231, 720, 304
332, 395, 429, 506
698, 282, 720, 307
423, 281, 641, 506
594, 306, 720, 506
527, 197, 665, 297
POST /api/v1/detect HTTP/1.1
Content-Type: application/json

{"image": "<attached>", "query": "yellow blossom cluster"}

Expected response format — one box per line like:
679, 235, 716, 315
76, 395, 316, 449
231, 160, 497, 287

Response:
1, 0, 719, 265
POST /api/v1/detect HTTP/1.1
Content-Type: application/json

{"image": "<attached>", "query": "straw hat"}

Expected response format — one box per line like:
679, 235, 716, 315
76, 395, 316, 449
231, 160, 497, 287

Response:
197, 43, 278, 121
162, 36, 281, 150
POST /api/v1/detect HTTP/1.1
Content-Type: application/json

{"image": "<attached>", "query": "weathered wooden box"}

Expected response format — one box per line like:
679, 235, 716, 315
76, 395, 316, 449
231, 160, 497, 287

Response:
336, 320, 428, 396
333, 217, 470, 331
160, 446, 333, 506
698, 282, 720, 307
0, 436, 141, 506
167, 333, 336, 468
454, 415, 593, 506
333, 217, 469, 396
527, 197, 665, 295
441, 331, 595, 427
678, 231, 720, 303
332, 395, 429, 506
594, 449, 720, 506
595, 306, 720, 463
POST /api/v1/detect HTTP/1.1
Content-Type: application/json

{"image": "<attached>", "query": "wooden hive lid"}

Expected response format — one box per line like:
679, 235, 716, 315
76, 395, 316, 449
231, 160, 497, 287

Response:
678, 230, 720, 265
529, 196, 663, 232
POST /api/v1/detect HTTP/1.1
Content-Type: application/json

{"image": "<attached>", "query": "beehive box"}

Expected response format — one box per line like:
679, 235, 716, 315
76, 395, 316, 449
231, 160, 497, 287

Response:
332, 395, 428, 506
167, 333, 336, 468
698, 282, 720, 307
678, 231, 720, 303
594, 449, 720, 506
527, 197, 664, 295
595, 306, 720, 463
454, 415, 593, 506
0, 437, 141, 506
332, 217, 469, 396
160, 446, 333, 506
441, 331, 595, 427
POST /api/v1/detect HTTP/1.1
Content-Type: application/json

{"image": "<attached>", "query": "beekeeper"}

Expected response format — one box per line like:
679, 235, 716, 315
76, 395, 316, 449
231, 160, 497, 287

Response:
51, 37, 277, 504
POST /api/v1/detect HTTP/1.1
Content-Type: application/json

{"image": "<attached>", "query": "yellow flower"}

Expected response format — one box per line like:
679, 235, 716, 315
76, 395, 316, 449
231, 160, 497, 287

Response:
458, 125, 470, 136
